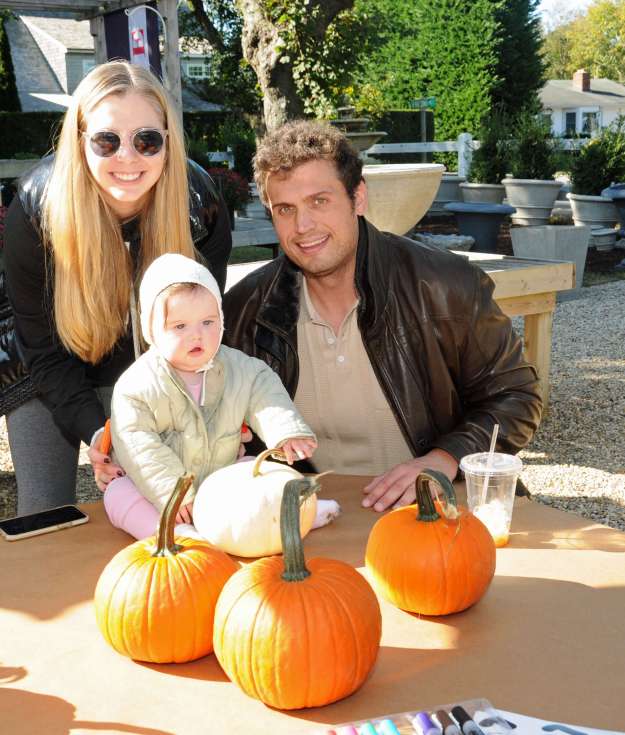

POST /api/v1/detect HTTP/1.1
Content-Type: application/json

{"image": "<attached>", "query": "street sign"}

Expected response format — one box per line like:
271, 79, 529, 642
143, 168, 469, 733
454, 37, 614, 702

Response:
408, 96, 436, 110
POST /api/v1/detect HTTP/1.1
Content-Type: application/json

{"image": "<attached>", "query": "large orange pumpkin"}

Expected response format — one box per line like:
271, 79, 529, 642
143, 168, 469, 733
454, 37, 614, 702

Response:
94, 475, 238, 663
213, 476, 382, 710
365, 469, 496, 615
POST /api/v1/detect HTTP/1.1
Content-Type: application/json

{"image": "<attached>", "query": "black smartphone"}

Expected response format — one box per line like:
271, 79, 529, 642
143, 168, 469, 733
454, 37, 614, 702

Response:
0, 505, 89, 541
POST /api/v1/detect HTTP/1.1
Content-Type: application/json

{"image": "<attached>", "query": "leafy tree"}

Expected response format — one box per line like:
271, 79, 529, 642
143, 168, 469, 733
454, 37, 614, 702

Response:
0, 11, 19, 112
182, 1, 260, 115
542, 0, 625, 82
491, 0, 545, 115
350, 0, 502, 144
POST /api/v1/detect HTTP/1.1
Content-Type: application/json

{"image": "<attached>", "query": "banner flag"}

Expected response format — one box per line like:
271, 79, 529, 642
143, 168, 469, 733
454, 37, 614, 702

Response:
103, 3, 162, 79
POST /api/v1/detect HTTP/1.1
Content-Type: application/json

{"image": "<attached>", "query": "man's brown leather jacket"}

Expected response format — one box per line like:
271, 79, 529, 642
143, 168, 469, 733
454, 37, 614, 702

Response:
223, 218, 542, 462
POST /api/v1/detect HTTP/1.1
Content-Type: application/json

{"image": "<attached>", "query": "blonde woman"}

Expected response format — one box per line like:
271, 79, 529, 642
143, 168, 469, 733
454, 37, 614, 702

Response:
3, 61, 232, 514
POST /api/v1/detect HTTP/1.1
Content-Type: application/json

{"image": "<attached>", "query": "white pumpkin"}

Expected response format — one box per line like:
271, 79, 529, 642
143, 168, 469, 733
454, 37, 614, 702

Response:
193, 449, 318, 557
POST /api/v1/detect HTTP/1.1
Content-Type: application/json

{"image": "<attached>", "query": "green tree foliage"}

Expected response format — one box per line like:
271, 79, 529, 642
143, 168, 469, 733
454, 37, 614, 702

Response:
569, 115, 625, 194
542, 0, 625, 82
491, 0, 545, 115
182, 1, 260, 114
468, 108, 512, 184
350, 0, 502, 143
0, 11, 19, 112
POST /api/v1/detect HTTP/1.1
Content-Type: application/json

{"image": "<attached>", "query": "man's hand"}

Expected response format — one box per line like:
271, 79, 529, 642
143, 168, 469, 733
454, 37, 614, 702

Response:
362, 448, 458, 512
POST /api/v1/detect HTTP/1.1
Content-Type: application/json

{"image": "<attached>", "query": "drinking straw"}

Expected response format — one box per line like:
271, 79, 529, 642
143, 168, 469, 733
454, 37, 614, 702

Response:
480, 423, 499, 505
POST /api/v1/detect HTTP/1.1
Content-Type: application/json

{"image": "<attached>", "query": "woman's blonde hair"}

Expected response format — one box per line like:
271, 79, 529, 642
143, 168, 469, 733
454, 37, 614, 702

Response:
42, 60, 195, 364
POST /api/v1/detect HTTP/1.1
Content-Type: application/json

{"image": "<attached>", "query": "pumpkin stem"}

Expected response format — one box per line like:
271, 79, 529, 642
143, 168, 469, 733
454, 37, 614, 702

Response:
280, 477, 320, 582
415, 469, 458, 522
252, 447, 288, 477
152, 474, 195, 557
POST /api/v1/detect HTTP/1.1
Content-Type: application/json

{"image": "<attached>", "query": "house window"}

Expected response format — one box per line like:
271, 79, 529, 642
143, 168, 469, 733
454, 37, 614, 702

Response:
582, 111, 600, 135
184, 61, 209, 79
564, 111, 577, 137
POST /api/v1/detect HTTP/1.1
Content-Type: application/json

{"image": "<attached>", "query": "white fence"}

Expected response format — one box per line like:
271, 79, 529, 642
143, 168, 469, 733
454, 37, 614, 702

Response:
367, 135, 585, 178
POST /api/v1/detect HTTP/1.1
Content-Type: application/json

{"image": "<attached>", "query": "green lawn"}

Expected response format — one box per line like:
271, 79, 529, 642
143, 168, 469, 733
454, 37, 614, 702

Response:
228, 245, 275, 265
583, 269, 625, 287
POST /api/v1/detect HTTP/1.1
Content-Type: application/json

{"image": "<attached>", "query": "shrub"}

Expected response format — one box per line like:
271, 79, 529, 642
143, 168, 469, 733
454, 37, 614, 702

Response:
569, 116, 625, 195
205, 167, 250, 210
468, 109, 511, 184
508, 108, 560, 180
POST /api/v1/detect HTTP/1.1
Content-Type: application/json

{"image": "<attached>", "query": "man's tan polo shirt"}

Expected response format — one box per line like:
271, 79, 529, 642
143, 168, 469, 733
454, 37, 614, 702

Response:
294, 276, 413, 475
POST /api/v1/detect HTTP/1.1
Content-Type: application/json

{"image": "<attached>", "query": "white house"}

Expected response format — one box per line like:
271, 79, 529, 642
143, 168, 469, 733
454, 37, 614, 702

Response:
540, 69, 625, 137
4, 12, 220, 112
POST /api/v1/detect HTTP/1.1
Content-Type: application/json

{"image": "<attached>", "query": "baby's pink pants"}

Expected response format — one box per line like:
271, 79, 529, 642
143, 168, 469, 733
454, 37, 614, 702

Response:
103, 476, 166, 540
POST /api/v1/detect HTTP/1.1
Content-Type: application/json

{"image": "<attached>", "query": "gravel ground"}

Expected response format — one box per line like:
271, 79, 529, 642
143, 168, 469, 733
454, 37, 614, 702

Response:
1, 280, 623, 529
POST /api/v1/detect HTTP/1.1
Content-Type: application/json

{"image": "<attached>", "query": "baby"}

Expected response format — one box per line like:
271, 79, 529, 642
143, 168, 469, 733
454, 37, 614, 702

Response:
103, 253, 319, 539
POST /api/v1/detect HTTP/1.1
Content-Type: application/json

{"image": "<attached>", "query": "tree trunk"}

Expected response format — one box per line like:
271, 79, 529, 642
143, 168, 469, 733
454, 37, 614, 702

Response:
236, 0, 354, 133
237, 0, 304, 132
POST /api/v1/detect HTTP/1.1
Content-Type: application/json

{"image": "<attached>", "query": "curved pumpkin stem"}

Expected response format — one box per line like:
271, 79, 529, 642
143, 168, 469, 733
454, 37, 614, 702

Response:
415, 469, 458, 522
152, 474, 194, 558
280, 477, 321, 582
252, 447, 288, 477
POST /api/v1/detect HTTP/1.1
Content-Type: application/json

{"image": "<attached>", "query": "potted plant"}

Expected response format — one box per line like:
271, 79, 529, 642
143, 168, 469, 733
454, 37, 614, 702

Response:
567, 116, 625, 234
502, 108, 563, 226
206, 167, 251, 229
460, 109, 510, 204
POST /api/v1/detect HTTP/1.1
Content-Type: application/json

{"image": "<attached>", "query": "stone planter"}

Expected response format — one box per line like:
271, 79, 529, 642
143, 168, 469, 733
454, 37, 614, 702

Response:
567, 193, 619, 229
459, 182, 505, 204
444, 201, 516, 254
601, 184, 625, 233
428, 172, 466, 216
510, 224, 590, 300
502, 178, 562, 226
363, 163, 445, 235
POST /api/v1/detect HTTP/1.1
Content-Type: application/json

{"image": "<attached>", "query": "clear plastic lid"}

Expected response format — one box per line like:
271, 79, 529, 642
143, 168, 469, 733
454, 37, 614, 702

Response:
459, 452, 523, 476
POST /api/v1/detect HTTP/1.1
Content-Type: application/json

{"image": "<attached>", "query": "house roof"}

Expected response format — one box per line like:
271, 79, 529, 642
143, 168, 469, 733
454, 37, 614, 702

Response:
20, 14, 93, 51
541, 79, 625, 109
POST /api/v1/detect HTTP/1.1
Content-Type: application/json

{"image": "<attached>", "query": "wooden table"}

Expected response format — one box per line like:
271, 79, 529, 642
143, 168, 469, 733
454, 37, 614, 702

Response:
1, 475, 624, 735
457, 252, 574, 407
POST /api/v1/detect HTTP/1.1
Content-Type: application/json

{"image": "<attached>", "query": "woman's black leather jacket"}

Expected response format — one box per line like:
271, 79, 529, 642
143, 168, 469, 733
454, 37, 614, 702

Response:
1, 156, 232, 441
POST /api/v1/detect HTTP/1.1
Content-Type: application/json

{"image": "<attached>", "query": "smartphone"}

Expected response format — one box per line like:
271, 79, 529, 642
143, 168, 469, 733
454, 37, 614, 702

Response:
0, 505, 89, 541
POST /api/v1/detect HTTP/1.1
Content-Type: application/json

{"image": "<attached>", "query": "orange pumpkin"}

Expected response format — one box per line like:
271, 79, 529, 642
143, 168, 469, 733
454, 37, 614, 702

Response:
213, 476, 382, 710
365, 469, 496, 615
94, 475, 238, 663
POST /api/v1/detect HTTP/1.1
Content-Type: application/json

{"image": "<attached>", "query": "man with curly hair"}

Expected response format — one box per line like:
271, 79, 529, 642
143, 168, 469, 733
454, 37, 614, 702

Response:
223, 120, 542, 511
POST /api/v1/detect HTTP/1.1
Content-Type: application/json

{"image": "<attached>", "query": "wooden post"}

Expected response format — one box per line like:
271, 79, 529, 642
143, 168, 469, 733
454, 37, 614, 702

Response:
457, 132, 473, 178
89, 15, 107, 64
157, 0, 182, 121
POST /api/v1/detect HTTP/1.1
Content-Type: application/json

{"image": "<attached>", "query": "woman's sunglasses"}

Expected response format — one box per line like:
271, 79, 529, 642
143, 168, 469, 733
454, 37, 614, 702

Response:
83, 128, 168, 158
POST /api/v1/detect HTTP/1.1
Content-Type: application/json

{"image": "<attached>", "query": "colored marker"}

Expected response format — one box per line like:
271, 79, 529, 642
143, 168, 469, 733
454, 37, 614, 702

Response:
359, 724, 379, 735
433, 710, 462, 735
337, 727, 359, 735
379, 720, 402, 735
413, 711, 441, 735
451, 706, 485, 735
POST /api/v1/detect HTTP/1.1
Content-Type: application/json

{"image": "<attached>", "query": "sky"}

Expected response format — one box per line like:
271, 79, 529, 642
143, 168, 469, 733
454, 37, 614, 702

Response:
537, 0, 594, 30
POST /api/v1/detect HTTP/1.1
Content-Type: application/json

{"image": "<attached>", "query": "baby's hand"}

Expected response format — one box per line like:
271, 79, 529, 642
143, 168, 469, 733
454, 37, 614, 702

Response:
176, 501, 194, 525
279, 437, 317, 465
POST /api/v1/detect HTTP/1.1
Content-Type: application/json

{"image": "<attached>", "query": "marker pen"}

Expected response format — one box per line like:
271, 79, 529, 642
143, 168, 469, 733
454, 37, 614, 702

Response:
379, 719, 402, 735
451, 706, 485, 735
433, 710, 462, 735
359, 724, 378, 735
412, 711, 441, 735
336, 727, 359, 735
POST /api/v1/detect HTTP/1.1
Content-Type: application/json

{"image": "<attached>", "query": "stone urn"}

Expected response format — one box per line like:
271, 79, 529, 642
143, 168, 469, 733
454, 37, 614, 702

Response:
510, 224, 590, 300
459, 182, 505, 204
502, 178, 562, 226
428, 172, 466, 216
444, 201, 516, 254
363, 163, 445, 235
567, 193, 619, 229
